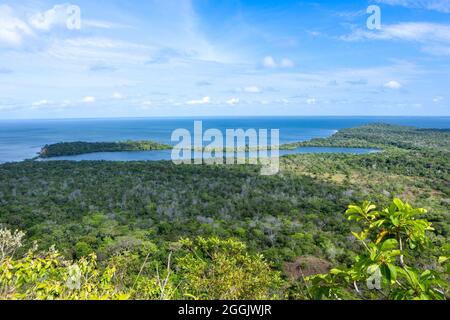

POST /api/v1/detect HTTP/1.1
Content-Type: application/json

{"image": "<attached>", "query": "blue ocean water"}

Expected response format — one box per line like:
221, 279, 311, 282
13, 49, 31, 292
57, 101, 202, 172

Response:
0, 116, 448, 163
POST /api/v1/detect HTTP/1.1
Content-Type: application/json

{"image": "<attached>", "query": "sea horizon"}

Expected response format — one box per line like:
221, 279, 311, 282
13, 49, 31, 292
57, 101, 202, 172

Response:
1, 115, 450, 122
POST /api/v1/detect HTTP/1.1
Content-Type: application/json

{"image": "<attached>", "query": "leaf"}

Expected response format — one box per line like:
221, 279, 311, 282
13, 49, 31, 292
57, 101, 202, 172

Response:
380, 239, 398, 252
438, 256, 448, 264
387, 263, 397, 282
390, 216, 400, 227
376, 230, 389, 244
393, 198, 405, 210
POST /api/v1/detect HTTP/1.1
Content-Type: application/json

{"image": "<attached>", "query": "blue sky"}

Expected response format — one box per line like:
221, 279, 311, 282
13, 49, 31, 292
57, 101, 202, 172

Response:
0, 0, 449, 118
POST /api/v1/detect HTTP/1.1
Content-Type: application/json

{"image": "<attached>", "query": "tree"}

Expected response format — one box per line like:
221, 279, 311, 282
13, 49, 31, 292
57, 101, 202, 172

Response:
306, 199, 449, 300
0, 229, 128, 300
175, 237, 285, 300
0, 228, 25, 262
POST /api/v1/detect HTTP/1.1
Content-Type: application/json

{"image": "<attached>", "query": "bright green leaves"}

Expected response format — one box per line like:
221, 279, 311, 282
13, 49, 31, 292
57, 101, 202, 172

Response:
0, 247, 128, 300
346, 201, 378, 223
308, 199, 448, 300
346, 198, 433, 252
386, 263, 397, 283
380, 238, 398, 251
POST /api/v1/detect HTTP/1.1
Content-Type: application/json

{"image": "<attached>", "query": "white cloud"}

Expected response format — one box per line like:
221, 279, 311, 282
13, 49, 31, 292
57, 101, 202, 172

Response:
433, 96, 444, 103
112, 92, 123, 99
384, 80, 402, 89
0, 3, 82, 47
0, 5, 33, 46
82, 19, 129, 29
374, 0, 450, 13
45, 37, 152, 65
341, 22, 450, 56
262, 56, 295, 68
244, 86, 262, 93
226, 97, 240, 105
262, 56, 278, 68
32, 100, 50, 107
187, 96, 211, 105
306, 98, 317, 105
342, 22, 450, 43
83, 96, 96, 103
29, 4, 72, 31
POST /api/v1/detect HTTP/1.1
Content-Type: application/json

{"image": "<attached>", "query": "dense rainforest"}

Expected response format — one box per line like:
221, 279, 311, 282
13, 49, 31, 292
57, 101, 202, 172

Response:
0, 124, 448, 299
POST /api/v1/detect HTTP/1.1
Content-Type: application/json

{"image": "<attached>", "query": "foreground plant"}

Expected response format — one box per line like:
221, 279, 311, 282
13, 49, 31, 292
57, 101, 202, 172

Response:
307, 199, 449, 300
0, 227, 128, 300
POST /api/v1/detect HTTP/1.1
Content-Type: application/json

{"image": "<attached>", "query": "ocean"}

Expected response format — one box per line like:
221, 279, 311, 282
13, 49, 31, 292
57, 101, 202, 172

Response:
0, 116, 449, 163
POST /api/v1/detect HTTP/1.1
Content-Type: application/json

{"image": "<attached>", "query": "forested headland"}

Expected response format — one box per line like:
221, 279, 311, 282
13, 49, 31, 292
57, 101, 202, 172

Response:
0, 123, 448, 300
39, 140, 172, 158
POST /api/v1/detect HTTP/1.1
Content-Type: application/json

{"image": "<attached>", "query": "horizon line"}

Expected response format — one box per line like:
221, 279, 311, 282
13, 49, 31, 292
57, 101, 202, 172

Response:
1, 115, 450, 121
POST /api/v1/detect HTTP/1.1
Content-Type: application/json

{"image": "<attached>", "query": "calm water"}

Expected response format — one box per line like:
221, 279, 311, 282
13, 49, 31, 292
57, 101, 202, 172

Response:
39, 147, 380, 162
0, 116, 448, 163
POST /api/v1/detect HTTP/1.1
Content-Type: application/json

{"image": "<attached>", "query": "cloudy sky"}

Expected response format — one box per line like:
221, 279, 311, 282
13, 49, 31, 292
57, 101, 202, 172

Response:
0, 0, 449, 118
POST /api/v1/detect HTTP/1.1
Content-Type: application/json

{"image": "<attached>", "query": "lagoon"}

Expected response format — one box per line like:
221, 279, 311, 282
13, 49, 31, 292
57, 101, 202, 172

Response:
39, 147, 380, 162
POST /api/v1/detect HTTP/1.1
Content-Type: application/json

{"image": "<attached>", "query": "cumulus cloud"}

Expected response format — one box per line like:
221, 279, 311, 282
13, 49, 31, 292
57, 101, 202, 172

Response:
32, 100, 50, 107
83, 96, 96, 103
112, 92, 123, 99
226, 97, 240, 105
187, 96, 211, 105
433, 96, 444, 102
262, 56, 295, 68
262, 56, 277, 68
243, 86, 262, 93
384, 80, 402, 89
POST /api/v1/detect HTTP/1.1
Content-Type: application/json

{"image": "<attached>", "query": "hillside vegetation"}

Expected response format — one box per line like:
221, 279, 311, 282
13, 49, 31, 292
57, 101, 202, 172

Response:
0, 123, 448, 300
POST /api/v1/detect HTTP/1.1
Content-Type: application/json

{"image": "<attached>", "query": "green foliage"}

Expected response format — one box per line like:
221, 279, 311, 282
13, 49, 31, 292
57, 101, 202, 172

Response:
175, 237, 285, 300
39, 140, 172, 158
0, 247, 128, 300
282, 123, 450, 151
307, 199, 449, 300
0, 232, 284, 300
75, 241, 94, 259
